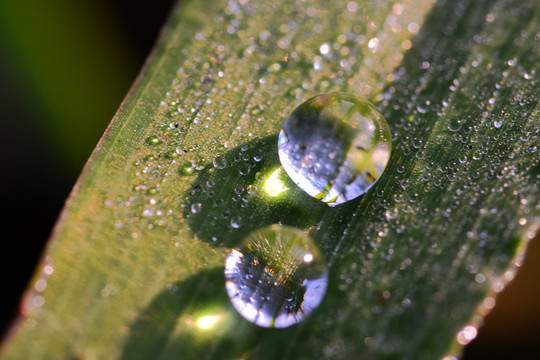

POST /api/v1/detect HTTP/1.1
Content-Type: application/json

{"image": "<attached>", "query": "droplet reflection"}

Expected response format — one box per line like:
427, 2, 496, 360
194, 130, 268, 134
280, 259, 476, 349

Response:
225, 225, 328, 328
278, 93, 392, 206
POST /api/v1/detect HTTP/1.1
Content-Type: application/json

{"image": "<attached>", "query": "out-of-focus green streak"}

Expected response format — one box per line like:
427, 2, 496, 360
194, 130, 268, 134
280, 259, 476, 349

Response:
0, 0, 138, 172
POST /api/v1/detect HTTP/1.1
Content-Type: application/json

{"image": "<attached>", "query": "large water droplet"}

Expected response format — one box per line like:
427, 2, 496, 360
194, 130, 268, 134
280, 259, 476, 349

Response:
224, 225, 328, 328
278, 93, 392, 206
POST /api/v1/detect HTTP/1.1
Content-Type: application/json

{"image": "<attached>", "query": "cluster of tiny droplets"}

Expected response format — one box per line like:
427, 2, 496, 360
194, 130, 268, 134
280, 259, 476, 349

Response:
114, 0, 434, 243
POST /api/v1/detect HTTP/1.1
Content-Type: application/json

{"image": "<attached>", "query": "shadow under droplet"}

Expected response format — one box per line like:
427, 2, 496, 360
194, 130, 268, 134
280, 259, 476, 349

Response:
120, 268, 259, 360
182, 135, 327, 248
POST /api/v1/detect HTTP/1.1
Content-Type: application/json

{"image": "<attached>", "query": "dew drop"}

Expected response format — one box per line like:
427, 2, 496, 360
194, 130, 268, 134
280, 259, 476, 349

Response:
230, 217, 242, 228
225, 225, 328, 328
447, 118, 463, 132
472, 151, 483, 160
238, 163, 251, 176
179, 163, 195, 176
213, 156, 227, 169
254, 154, 264, 162
319, 43, 330, 55
278, 93, 392, 206
145, 135, 163, 146
191, 202, 202, 214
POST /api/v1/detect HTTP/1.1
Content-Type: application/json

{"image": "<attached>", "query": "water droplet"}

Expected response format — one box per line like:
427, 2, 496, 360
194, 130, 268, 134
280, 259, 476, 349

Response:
145, 136, 163, 146
179, 163, 195, 176
278, 93, 392, 206
230, 217, 242, 228
384, 208, 399, 220
472, 151, 482, 160
191, 202, 202, 214
143, 154, 156, 162
319, 43, 330, 55
456, 325, 478, 345
447, 118, 463, 132
213, 156, 227, 169
225, 225, 328, 328
238, 163, 251, 176
194, 160, 205, 171
253, 154, 263, 162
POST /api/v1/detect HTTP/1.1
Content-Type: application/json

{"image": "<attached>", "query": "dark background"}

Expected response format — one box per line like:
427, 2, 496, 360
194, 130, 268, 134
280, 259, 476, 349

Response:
0, 0, 538, 358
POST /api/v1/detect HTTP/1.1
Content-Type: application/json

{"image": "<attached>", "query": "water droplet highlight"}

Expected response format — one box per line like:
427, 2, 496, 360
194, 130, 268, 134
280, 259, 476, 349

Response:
447, 118, 463, 132
278, 93, 392, 206
224, 225, 328, 328
145, 135, 163, 146
191, 202, 202, 214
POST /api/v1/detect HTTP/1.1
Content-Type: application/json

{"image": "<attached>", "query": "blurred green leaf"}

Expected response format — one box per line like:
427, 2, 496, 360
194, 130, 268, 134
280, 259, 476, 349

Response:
0, 0, 138, 171
1, 0, 539, 359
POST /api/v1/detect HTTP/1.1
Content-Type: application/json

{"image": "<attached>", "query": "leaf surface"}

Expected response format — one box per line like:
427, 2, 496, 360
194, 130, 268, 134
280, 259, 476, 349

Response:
1, 0, 539, 359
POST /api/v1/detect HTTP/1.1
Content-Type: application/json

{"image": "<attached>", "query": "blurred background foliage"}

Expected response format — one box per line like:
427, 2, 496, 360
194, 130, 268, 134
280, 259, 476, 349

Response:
0, 0, 537, 358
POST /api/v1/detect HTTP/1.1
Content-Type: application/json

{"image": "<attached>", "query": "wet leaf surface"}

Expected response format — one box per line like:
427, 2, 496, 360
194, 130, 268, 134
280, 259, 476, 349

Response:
1, 0, 539, 359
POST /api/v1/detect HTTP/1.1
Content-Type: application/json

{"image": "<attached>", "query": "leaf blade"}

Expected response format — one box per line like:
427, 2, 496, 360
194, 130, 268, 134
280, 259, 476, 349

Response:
2, 0, 539, 359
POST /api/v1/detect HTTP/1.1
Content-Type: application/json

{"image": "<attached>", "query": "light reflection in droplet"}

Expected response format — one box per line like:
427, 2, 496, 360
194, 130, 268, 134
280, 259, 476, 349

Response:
278, 93, 392, 206
303, 253, 314, 263
319, 43, 330, 55
368, 38, 380, 53
225, 225, 328, 328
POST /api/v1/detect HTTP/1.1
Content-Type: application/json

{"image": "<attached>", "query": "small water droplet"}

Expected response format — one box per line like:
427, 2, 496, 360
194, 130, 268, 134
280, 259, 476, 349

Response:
278, 93, 392, 206
179, 163, 195, 176
447, 118, 463, 132
145, 136, 163, 146
385, 208, 399, 220
319, 43, 330, 55
213, 156, 227, 169
255, 172, 265, 182
225, 225, 328, 328
143, 154, 156, 162
238, 163, 251, 176
193, 160, 205, 171
456, 325, 478, 345
401, 297, 412, 308
191, 203, 202, 214
230, 217, 242, 228
254, 154, 264, 162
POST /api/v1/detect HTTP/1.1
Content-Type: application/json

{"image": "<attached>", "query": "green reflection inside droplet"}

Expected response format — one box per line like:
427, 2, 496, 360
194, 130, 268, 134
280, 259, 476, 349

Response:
278, 93, 392, 206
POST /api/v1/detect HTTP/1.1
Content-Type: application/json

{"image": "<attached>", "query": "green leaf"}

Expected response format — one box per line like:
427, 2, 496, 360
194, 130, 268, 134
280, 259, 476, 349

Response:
0, 0, 139, 171
1, 0, 539, 359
